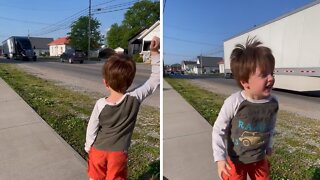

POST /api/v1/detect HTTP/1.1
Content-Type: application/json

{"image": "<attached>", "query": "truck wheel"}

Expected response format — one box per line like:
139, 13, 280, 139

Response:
242, 139, 251, 146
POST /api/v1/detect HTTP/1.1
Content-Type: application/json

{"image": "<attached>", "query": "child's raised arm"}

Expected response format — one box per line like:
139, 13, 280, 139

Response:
128, 36, 160, 102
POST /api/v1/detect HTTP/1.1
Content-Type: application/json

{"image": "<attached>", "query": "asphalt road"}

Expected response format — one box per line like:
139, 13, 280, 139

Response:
187, 77, 320, 120
0, 57, 160, 108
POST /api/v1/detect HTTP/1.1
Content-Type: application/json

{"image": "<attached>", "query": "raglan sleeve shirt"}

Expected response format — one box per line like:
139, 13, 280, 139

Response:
84, 99, 103, 153
212, 92, 278, 162
84, 53, 160, 153
128, 53, 160, 102
267, 96, 278, 149
212, 92, 242, 162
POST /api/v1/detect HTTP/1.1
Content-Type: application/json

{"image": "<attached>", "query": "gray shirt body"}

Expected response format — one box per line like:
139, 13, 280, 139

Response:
93, 96, 140, 151
212, 91, 278, 164
227, 98, 278, 163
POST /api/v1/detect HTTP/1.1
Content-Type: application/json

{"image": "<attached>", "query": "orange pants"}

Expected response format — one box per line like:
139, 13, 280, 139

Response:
222, 158, 270, 180
87, 147, 128, 180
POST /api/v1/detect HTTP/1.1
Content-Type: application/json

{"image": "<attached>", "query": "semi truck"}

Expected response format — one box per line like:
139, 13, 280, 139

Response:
223, 1, 320, 93
2, 36, 36, 61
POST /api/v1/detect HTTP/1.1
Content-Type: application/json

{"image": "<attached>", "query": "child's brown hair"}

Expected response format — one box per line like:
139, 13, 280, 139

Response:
102, 54, 136, 93
230, 37, 275, 89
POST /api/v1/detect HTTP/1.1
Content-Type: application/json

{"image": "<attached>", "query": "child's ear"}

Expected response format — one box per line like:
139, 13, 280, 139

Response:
240, 80, 250, 89
103, 79, 109, 87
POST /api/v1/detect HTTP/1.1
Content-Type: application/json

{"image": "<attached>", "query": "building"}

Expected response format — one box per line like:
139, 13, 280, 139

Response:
114, 47, 124, 54
29, 37, 53, 56
128, 20, 160, 62
171, 63, 182, 73
128, 29, 148, 56
181, 61, 197, 74
48, 37, 71, 56
193, 56, 222, 74
218, 60, 225, 74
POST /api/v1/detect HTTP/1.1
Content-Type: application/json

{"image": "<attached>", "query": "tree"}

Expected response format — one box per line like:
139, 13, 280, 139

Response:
122, 0, 159, 34
68, 16, 102, 53
106, 23, 126, 49
106, 0, 160, 48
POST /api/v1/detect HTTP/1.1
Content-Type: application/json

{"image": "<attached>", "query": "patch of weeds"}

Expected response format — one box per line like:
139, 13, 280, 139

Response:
128, 143, 159, 180
165, 77, 225, 125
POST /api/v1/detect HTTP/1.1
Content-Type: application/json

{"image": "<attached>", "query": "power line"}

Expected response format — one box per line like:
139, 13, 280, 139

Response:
164, 52, 195, 58
0, 16, 51, 25
93, 7, 131, 15
92, 0, 137, 12
165, 24, 229, 36
164, 35, 219, 47
92, 0, 118, 7
30, 1, 137, 36
0, 3, 78, 11
30, 8, 88, 36
93, 1, 138, 12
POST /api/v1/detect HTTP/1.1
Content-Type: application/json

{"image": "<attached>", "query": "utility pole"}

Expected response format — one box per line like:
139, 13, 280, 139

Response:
88, 0, 91, 61
200, 54, 203, 74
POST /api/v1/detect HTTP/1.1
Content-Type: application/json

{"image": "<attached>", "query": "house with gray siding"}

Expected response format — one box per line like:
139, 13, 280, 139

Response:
29, 37, 54, 56
181, 60, 197, 74
193, 56, 222, 74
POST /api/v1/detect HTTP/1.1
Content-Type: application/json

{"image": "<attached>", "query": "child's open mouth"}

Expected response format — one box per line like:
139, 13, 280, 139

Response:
265, 84, 273, 91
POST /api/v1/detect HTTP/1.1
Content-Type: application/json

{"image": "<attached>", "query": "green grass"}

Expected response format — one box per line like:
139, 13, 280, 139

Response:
165, 77, 225, 125
166, 77, 320, 180
0, 64, 159, 179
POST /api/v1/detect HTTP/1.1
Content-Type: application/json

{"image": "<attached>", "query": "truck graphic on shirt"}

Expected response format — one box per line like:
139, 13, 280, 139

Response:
238, 131, 266, 146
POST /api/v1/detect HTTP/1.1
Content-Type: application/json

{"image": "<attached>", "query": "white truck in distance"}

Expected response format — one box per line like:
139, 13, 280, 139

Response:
223, 1, 320, 93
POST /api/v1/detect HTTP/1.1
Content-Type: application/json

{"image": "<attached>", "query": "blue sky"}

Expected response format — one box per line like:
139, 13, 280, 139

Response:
0, 0, 137, 42
164, 0, 314, 65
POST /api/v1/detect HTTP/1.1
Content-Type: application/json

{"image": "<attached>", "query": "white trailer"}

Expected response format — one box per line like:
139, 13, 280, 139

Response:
224, 1, 320, 92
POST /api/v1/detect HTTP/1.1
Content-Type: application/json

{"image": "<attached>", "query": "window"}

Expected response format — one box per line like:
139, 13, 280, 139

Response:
143, 41, 151, 51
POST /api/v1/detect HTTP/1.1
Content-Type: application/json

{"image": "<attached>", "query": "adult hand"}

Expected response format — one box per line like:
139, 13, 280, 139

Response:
150, 36, 160, 53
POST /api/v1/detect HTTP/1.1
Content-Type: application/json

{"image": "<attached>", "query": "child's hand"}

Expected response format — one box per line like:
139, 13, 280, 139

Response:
150, 36, 160, 54
266, 147, 273, 156
217, 160, 231, 179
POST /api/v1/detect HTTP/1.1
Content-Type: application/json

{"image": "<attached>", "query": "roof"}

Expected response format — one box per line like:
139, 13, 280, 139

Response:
48, 37, 70, 45
182, 61, 197, 65
29, 37, 54, 49
171, 63, 181, 68
225, 0, 320, 41
217, 60, 224, 64
128, 29, 148, 44
128, 20, 160, 44
197, 56, 222, 67
138, 20, 160, 39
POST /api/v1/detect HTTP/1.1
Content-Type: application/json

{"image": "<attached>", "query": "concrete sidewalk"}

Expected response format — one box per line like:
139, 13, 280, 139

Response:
163, 80, 219, 179
0, 78, 87, 179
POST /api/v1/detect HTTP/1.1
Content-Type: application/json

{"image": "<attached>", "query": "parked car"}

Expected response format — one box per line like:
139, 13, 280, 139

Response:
98, 48, 115, 60
60, 49, 86, 64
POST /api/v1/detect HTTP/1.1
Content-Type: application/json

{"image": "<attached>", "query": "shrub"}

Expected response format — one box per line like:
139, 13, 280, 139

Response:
133, 53, 143, 63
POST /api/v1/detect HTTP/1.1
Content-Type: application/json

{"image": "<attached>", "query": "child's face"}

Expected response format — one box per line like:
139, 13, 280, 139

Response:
241, 66, 275, 100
